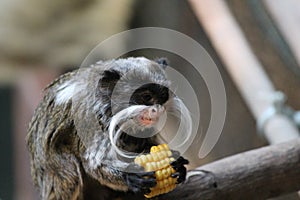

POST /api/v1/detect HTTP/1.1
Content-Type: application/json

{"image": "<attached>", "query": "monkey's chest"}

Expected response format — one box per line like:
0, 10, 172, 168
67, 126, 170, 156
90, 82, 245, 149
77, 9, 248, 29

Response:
117, 133, 156, 153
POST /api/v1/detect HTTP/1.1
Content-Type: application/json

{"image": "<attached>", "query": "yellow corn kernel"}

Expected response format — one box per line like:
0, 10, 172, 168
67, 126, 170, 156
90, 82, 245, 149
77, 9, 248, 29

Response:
159, 158, 169, 169
162, 143, 169, 150
167, 150, 172, 157
146, 154, 153, 162
145, 162, 159, 172
134, 144, 178, 198
144, 184, 176, 198
155, 170, 163, 181
154, 165, 173, 181
151, 153, 159, 162
150, 145, 159, 153
140, 155, 147, 165
158, 144, 166, 151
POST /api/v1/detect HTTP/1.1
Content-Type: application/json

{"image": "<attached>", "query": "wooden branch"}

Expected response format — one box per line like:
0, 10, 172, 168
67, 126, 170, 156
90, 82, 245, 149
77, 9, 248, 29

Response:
161, 138, 300, 200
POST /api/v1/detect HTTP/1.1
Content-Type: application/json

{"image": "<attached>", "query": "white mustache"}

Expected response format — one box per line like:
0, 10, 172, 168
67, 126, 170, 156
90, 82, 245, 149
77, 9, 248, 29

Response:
109, 105, 148, 158
108, 97, 192, 159
163, 97, 193, 153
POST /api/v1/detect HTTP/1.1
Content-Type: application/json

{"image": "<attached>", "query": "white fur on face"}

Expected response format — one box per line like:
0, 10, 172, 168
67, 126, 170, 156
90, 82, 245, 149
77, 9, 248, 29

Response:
109, 105, 149, 158
108, 96, 192, 159
55, 81, 76, 104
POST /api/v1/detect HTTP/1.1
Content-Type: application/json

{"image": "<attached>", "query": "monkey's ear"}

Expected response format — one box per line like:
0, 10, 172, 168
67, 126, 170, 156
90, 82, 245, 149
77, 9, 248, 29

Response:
155, 57, 169, 70
98, 70, 121, 93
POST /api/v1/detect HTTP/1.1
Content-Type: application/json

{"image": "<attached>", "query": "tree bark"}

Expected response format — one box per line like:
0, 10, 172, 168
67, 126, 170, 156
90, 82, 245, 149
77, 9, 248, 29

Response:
161, 138, 300, 200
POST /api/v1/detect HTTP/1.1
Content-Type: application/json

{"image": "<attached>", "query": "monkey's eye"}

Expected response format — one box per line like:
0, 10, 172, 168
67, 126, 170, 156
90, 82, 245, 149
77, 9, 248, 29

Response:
141, 92, 153, 103
142, 94, 152, 102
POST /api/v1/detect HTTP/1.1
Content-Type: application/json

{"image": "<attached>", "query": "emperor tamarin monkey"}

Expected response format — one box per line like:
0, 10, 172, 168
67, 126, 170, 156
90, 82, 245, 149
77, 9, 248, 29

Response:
27, 57, 189, 200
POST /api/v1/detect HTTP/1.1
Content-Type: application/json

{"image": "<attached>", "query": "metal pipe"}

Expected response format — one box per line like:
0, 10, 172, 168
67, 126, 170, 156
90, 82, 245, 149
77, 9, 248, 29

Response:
188, 0, 299, 144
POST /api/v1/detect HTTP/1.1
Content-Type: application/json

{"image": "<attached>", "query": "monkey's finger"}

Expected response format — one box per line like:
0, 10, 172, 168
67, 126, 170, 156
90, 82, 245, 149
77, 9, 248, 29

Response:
125, 173, 156, 193
130, 176, 156, 188
171, 156, 189, 170
126, 163, 145, 172
133, 171, 155, 178
142, 188, 151, 195
129, 186, 151, 196
171, 172, 180, 178
171, 150, 180, 158
127, 181, 156, 193
129, 185, 142, 193
126, 172, 156, 186
176, 166, 187, 184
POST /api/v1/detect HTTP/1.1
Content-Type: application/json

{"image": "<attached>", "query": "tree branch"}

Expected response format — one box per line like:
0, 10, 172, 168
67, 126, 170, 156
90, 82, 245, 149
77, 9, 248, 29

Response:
162, 138, 300, 200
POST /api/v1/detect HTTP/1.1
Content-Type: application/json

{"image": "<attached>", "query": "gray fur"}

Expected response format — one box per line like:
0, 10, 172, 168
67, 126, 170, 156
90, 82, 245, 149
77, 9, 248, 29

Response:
26, 57, 172, 199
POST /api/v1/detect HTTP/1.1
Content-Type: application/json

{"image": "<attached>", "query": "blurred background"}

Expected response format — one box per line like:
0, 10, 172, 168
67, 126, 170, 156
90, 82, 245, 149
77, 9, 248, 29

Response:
1, 0, 300, 199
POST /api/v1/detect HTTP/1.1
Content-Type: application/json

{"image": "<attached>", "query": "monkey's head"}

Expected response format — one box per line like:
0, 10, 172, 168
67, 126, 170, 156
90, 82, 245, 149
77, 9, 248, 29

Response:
71, 57, 190, 158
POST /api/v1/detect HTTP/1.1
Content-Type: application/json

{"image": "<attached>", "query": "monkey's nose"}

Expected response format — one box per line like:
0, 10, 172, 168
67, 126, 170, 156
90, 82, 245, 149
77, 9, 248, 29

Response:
139, 105, 165, 126
150, 105, 165, 117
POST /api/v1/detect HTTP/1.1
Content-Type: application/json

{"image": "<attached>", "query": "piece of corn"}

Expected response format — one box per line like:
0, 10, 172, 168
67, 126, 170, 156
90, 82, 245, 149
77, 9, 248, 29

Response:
134, 144, 177, 198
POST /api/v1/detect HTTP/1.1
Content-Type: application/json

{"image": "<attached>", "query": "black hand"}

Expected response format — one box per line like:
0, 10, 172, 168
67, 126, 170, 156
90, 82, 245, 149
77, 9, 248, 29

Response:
171, 155, 189, 184
123, 163, 156, 193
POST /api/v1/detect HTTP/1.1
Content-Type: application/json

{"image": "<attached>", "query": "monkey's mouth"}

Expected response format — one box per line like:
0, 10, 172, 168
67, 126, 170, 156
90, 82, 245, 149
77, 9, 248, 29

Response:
138, 105, 165, 126
139, 115, 156, 126
108, 104, 167, 158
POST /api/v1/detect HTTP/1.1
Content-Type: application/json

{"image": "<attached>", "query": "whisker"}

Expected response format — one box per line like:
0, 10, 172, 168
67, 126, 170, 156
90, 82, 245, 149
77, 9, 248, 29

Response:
168, 97, 193, 151
109, 105, 149, 159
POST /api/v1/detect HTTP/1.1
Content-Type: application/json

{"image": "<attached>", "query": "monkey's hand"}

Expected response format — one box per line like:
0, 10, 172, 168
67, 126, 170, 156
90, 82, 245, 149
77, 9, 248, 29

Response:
123, 163, 156, 193
170, 151, 189, 184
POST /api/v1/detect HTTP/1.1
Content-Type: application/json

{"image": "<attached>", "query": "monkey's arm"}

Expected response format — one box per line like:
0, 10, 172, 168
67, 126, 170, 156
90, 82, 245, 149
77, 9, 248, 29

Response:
27, 87, 84, 200
82, 142, 188, 195
81, 142, 157, 193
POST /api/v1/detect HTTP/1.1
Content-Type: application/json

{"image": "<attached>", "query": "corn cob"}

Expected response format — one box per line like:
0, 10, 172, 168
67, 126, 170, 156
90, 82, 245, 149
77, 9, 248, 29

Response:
134, 144, 177, 198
